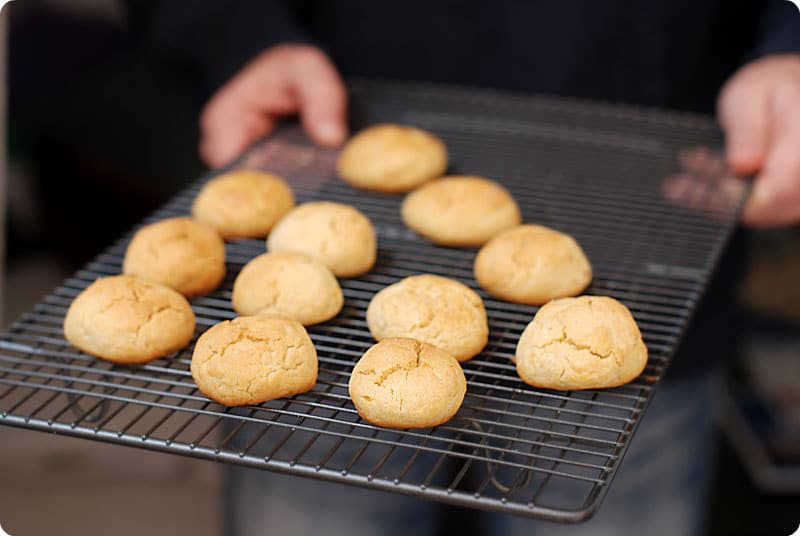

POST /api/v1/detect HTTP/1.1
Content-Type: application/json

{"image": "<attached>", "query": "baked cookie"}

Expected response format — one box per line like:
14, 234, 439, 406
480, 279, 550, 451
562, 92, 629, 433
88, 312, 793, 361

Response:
267, 201, 377, 278
123, 217, 226, 297
366, 274, 488, 361
191, 315, 318, 406
191, 169, 295, 239
474, 224, 592, 305
232, 252, 343, 325
401, 176, 521, 246
349, 338, 466, 428
515, 296, 648, 390
63, 275, 195, 363
337, 124, 448, 192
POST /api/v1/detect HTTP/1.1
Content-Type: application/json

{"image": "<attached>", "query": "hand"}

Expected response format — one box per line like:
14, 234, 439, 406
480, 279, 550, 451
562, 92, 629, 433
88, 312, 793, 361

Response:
718, 54, 800, 227
200, 44, 348, 168
661, 146, 747, 222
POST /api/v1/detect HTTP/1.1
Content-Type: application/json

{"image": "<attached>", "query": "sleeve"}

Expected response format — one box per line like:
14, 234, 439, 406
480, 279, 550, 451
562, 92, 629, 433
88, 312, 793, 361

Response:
750, 0, 800, 58
146, 0, 314, 91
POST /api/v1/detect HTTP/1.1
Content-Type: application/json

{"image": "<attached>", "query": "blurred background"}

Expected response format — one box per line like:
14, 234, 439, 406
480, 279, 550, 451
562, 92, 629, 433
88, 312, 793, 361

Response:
1, 1, 798, 534
3, 1, 217, 535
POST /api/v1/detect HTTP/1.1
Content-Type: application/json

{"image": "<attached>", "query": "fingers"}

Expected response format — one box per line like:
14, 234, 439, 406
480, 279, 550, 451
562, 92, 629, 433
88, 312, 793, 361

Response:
663, 146, 746, 221
741, 85, 800, 226
718, 78, 768, 175
199, 74, 287, 168
291, 49, 348, 147
200, 99, 276, 168
198, 45, 346, 168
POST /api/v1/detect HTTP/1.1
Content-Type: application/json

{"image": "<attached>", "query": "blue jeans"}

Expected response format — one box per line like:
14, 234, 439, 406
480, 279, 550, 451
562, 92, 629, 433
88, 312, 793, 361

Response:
225, 374, 713, 536
487, 373, 714, 536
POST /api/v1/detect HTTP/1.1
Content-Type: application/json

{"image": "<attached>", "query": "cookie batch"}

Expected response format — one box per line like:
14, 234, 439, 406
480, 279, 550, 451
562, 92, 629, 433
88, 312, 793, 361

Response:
63, 122, 648, 431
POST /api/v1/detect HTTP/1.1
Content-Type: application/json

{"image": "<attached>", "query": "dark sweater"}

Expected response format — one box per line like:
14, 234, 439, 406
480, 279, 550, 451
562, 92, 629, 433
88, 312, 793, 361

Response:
146, 0, 800, 112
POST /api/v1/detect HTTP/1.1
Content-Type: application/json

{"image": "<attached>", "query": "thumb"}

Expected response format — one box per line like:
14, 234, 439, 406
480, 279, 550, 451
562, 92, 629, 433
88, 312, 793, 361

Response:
718, 81, 768, 175
291, 51, 348, 147
740, 86, 800, 226
200, 111, 275, 168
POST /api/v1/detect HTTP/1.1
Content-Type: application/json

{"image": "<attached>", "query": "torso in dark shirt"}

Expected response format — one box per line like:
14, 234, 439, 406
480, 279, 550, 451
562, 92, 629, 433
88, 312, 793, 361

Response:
301, 0, 762, 112
148, 0, 800, 113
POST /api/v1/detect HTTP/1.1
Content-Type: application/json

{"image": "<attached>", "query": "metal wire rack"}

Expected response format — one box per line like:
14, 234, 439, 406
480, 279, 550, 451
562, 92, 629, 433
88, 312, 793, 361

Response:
0, 81, 747, 522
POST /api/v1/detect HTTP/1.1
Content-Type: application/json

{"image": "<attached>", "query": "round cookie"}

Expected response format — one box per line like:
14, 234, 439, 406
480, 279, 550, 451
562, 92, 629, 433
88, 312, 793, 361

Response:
267, 201, 377, 278
515, 296, 648, 390
191, 169, 295, 239
232, 252, 343, 325
63, 275, 195, 363
401, 176, 521, 246
366, 274, 488, 362
337, 124, 448, 192
123, 217, 226, 297
349, 338, 466, 428
191, 315, 318, 406
474, 224, 592, 305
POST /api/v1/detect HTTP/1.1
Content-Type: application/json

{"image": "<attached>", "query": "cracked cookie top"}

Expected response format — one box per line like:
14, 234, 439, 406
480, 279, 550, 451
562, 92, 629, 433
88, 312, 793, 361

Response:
337, 124, 448, 193
267, 201, 377, 278
474, 224, 592, 305
63, 275, 195, 363
401, 176, 521, 247
515, 296, 647, 390
123, 217, 226, 297
348, 338, 466, 429
191, 315, 317, 406
192, 170, 295, 239
366, 274, 488, 362
232, 252, 343, 325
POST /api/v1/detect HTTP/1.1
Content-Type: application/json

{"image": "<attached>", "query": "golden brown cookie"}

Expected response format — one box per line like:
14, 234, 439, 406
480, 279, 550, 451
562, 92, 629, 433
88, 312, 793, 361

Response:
191, 315, 318, 406
401, 176, 521, 246
366, 274, 488, 361
267, 201, 377, 277
122, 217, 226, 297
191, 170, 295, 239
337, 124, 448, 192
515, 296, 648, 390
348, 338, 466, 428
63, 275, 195, 363
474, 225, 592, 305
232, 252, 343, 325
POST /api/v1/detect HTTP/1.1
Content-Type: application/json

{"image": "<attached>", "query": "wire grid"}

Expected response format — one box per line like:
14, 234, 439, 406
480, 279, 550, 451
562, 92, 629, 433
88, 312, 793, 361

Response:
0, 81, 747, 522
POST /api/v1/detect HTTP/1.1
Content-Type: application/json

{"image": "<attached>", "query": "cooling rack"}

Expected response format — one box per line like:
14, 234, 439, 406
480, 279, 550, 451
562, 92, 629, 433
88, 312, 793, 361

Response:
0, 81, 748, 522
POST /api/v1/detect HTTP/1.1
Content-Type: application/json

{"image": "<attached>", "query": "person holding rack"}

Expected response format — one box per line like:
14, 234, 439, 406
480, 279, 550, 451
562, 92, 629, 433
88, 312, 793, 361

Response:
144, 1, 800, 534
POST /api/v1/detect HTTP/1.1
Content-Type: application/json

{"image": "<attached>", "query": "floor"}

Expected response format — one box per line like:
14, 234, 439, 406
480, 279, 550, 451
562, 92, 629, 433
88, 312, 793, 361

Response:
0, 255, 221, 536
